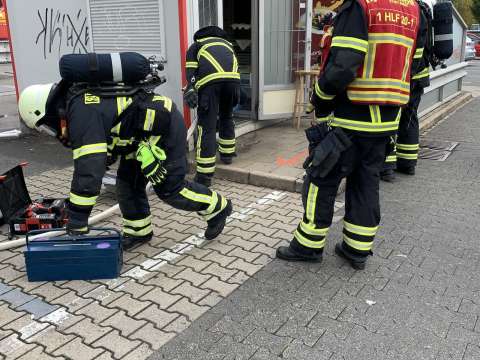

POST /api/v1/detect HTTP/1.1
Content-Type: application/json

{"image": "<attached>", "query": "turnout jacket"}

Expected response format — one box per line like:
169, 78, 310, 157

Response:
312, 0, 427, 136
66, 91, 186, 229
185, 26, 240, 90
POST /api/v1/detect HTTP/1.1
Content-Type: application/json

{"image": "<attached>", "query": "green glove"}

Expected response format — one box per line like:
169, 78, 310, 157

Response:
136, 141, 167, 185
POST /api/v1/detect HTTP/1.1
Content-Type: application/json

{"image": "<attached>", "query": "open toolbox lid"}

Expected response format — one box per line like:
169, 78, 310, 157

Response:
0, 164, 32, 222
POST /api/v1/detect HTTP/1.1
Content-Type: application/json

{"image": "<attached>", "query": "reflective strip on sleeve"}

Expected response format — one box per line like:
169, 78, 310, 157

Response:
73, 143, 108, 160
315, 82, 335, 100
331, 36, 369, 53
144, 109, 156, 131
414, 47, 424, 59
70, 192, 98, 207
412, 67, 430, 80
195, 72, 240, 89
343, 220, 378, 237
305, 183, 319, 224
186, 61, 199, 68
199, 48, 225, 73
152, 95, 173, 112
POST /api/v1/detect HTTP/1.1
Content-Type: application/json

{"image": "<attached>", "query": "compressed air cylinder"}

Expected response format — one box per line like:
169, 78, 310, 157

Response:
433, 1, 454, 60
59, 52, 150, 84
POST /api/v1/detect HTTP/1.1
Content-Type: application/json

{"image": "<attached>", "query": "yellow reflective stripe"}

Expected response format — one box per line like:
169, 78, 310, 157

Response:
198, 41, 234, 54
294, 230, 326, 249
70, 192, 98, 207
351, 78, 410, 91
331, 118, 399, 132
397, 153, 418, 160
315, 82, 335, 100
116, 138, 134, 146
343, 234, 373, 251
144, 109, 156, 131
125, 152, 136, 160
412, 67, 430, 80
299, 221, 328, 237
111, 122, 121, 135
218, 138, 236, 146
124, 224, 153, 237
331, 36, 368, 53
202, 195, 227, 221
369, 105, 381, 124
186, 61, 198, 68
385, 155, 397, 163
152, 96, 173, 112
348, 90, 409, 103
306, 183, 318, 224
180, 188, 212, 204
195, 72, 240, 89
396, 143, 419, 150
116, 97, 132, 115
123, 215, 152, 228
149, 136, 161, 146
315, 116, 331, 123
196, 125, 203, 161
197, 156, 217, 164
73, 143, 108, 160
369, 33, 414, 47
197, 165, 216, 174
344, 220, 378, 236
218, 146, 236, 154
233, 55, 239, 72
414, 47, 424, 59
197, 37, 234, 46
199, 48, 225, 73
401, 47, 412, 82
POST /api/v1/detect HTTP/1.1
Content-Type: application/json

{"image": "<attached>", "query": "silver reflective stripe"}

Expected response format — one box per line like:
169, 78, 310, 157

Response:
435, 34, 453, 41
111, 53, 123, 82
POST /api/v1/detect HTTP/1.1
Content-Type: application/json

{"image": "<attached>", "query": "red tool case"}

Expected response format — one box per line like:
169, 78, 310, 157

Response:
0, 164, 68, 238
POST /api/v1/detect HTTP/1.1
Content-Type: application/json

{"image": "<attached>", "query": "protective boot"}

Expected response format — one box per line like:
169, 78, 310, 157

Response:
276, 240, 323, 263
220, 155, 233, 165
380, 169, 395, 182
205, 200, 233, 240
396, 166, 415, 175
194, 173, 212, 188
335, 243, 367, 270
122, 232, 153, 251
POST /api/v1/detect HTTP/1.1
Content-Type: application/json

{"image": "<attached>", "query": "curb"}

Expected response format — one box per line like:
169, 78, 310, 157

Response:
191, 91, 473, 194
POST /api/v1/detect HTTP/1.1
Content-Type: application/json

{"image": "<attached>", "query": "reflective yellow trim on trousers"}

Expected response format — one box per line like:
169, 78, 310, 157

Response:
218, 138, 236, 146
386, 155, 397, 163
219, 146, 235, 154
412, 67, 430, 80
299, 221, 328, 237
200, 193, 227, 221
344, 220, 378, 236
397, 152, 418, 160
197, 165, 216, 174
331, 36, 368, 53
180, 188, 212, 204
70, 192, 98, 207
396, 143, 419, 150
73, 143, 108, 160
315, 82, 335, 100
124, 224, 153, 237
294, 230, 326, 249
152, 96, 173, 112
196, 126, 203, 161
195, 72, 240, 89
196, 156, 216, 164
414, 47, 424, 59
186, 61, 198, 68
144, 109, 156, 131
123, 215, 152, 228
343, 234, 373, 251
305, 183, 319, 224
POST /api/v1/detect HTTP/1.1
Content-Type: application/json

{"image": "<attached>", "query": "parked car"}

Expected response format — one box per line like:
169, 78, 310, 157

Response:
465, 36, 476, 60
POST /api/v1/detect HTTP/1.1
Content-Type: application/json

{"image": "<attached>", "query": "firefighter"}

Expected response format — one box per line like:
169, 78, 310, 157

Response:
381, 0, 432, 181
183, 26, 240, 187
276, 0, 427, 269
18, 83, 233, 250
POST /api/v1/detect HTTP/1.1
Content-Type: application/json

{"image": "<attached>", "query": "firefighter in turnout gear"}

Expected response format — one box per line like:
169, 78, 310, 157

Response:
276, 0, 427, 269
184, 26, 240, 187
18, 84, 233, 250
382, 0, 432, 181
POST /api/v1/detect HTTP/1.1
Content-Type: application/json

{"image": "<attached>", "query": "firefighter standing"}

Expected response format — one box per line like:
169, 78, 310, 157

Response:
183, 26, 240, 187
277, 0, 427, 269
381, 0, 432, 181
18, 84, 233, 250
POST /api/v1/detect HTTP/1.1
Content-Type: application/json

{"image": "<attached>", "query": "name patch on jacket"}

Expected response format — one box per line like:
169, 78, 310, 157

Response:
84, 93, 100, 105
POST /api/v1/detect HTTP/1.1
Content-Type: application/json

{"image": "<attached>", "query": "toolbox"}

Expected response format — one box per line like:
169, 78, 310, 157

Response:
24, 228, 123, 282
0, 164, 68, 237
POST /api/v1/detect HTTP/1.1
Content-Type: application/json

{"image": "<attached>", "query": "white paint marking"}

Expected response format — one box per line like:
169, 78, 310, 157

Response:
18, 321, 49, 340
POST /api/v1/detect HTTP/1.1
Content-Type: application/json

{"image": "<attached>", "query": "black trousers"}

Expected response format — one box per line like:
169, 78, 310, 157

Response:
292, 135, 389, 257
116, 154, 228, 237
383, 83, 423, 171
196, 82, 239, 176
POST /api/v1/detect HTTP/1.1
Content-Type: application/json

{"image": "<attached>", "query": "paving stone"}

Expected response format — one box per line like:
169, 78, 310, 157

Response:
201, 263, 237, 282
0, 334, 38, 359
107, 294, 152, 317
83, 285, 125, 306
3, 315, 49, 340
101, 310, 147, 337
122, 343, 154, 360
140, 288, 182, 310
0, 288, 35, 308
29, 325, 77, 353
176, 256, 212, 272
201, 277, 238, 298
198, 292, 223, 308
227, 259, 264, 276
144, 273, 185, 292
0, 303, 24, 327
168, 298, 209, 322
282, 339, 331, 360
64, 317, 113, 345
170, 282, 211, 303
17, 298, 59, 319
202, 251, 236, 267
130, 323, 176, 350
243, 328, 292, 355
50, 292, 94, 313
60, 281, 100, 296
40, 308, 86, 332
53, 337, 104, 360
16, 345, 64, 359
93, 351, 116, 360
92, 329, 141, 359
163, 315, 191, 333
174, 268, 212, 287
464, 343, 480, 360
27, 282, 70, 302
209, 335, 258, 360
75, 301, 117, 323
0, 265, 24, 283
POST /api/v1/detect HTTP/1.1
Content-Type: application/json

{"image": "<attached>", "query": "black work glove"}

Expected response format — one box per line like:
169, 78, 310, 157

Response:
310, 92, 335, 119
183, 86, 198, 109
106, 153, 118, 167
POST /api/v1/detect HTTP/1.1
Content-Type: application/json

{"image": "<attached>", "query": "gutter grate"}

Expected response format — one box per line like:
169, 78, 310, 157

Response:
418, 139, 459, 161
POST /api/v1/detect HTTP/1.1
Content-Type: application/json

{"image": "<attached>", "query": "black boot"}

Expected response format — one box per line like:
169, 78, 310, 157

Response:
335, 243, 367, 270
276, 240, 323, 263
205, 200, 233, 240
122, 232, 153, 250
396, 166, 415, 175
194, 173, 212, 187
220, 155, 233, 165
380, 169, 395, 182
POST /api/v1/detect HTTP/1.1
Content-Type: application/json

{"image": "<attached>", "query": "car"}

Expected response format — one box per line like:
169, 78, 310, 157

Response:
465, 36, 476, 60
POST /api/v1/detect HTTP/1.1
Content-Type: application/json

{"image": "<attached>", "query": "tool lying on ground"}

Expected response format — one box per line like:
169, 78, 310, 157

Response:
24, 228, 122, 282
0, 164, 68, 238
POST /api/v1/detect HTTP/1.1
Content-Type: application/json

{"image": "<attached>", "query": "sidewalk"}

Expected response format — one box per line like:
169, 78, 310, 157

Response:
152, 97, 480, 359
191, 91, 471, 194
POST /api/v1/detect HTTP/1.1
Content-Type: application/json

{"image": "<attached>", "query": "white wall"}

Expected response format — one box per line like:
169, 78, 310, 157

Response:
7, 0, 92, 92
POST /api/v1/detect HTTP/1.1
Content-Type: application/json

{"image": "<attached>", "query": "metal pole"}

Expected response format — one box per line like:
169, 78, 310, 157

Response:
303, 0, 313, 109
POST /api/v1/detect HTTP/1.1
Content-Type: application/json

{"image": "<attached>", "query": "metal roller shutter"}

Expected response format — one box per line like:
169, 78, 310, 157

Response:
89, 0, 165, 57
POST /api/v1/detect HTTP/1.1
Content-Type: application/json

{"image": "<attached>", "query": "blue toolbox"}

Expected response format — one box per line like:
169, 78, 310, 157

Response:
24, 228, 123, 282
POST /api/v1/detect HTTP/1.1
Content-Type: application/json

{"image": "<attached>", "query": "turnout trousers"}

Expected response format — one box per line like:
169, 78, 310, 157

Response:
291, 136, 389, 258
196, 82, 239, 177
116, 154, 228, 237
383, 83, 423, 171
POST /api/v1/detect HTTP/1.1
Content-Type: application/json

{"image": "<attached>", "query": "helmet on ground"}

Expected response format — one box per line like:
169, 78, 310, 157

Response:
18, 83, 55, 129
